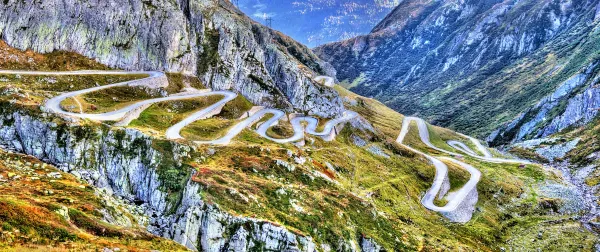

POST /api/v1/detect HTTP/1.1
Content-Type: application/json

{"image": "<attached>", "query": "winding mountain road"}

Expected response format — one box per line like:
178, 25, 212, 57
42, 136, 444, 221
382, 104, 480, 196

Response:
1, 70, 533, 222
397, 117, 527, 220
0, 70, 355, 145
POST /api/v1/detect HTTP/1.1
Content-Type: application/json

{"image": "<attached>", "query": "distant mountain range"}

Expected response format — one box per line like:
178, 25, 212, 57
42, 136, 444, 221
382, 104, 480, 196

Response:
316, 0, 600, 140
238, 0, 401, 47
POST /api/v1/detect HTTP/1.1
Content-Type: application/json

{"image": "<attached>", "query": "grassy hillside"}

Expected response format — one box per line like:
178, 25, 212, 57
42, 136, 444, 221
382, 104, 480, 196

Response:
1, 72, 595, 250
172, 85, 597, 250
0, 149, 186, 251
0, 40, 596, 250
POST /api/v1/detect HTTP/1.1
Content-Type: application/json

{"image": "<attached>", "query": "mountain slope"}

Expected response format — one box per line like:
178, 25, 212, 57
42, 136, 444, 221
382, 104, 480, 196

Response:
315, 0, 600, 137
0, 149, 188, 251
0, 0, 342, 117
0, 39, 596, 251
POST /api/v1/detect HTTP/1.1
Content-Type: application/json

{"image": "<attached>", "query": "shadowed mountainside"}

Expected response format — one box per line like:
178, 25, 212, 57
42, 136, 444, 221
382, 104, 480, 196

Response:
316, 0, 600, 137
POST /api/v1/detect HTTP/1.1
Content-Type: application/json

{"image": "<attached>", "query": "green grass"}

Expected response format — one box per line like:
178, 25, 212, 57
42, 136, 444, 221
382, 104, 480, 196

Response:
444, 160, 471, 191
184, 85, 572, 251
0, 45, 595, 250
563, 117, 600, 165
129, 96, 225, 133
0, 74, 148, 93
427, 124, 485, 156
404, 121, 434, 153
165, 73, 206, 94
62, 85, 161, 113
339, 91, 404, 138
217, 95, 254, 119
198, 120, 568, 250
175, 95, 253, 141
180, 118, 236, 141
265, 120, 296, 139
508, 147, 550, 164
0, 148, 187, 251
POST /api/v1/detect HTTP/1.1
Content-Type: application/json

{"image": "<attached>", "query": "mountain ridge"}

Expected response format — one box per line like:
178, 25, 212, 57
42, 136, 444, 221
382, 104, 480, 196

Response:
315, 0, 600, 137
0, 0, 342, 118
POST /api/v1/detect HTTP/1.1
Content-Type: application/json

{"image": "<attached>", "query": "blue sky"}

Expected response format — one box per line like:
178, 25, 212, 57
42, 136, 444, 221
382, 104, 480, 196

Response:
237, 0, 400, 47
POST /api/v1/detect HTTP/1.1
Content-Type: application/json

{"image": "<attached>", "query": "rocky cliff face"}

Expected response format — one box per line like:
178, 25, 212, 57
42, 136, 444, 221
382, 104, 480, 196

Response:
0, 109, 380, 251
0, 0, 343, 117
489, 60, 600, 145
316, 0, 600, 136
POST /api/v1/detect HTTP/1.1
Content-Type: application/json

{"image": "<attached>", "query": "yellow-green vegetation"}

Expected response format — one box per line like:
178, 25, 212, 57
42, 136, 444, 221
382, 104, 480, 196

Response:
115, 85, 561, 251
60, 85, 159, 113
339, 73, 366, 90
335, 84, 403, 138
585, 170, 600, 187
59, 97, 83, 113
444, 160, 471, 191
0, 40, 153, 114
129, 96, 225, 133
564, 117, 600, 166
217, 95, 254, 119
1, 72, 596, 251
0, 40, 110, 71
128, 94, 254, 139
0, 40, 596, 250
508, 147, 550, 164
165, 73, 206, 94
252, 114, 274, 131
185, 102, 592, 251
180, 118, 237, 141
0, 150, 186, 251
427, 124, 485, 156
265, 119, 296, 139
505, 219, 597, 250
0, 74, 146, 112
176, 95, 254, 140
0, 74, 149, 112
0, 74, 147, 93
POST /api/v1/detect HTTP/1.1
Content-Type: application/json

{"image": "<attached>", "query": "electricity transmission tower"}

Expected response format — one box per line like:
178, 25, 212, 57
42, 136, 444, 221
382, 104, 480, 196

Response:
265, 17, 272, 28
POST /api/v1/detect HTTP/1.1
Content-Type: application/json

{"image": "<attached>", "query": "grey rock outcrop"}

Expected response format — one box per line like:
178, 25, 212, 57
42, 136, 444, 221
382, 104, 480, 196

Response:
513, 138, 580, 161
359, 238, 382, 252
0, 110, 381, 251
0, 0, 343, 117
441, 188, 479, 224
542, 88, 600, 136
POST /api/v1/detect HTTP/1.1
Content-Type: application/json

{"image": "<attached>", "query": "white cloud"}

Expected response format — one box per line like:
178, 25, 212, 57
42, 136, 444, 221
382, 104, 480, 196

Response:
251, 1, 276, 19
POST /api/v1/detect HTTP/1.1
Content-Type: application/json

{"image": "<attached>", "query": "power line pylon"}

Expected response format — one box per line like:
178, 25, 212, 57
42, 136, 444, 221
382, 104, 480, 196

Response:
265, 17, 272, 28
